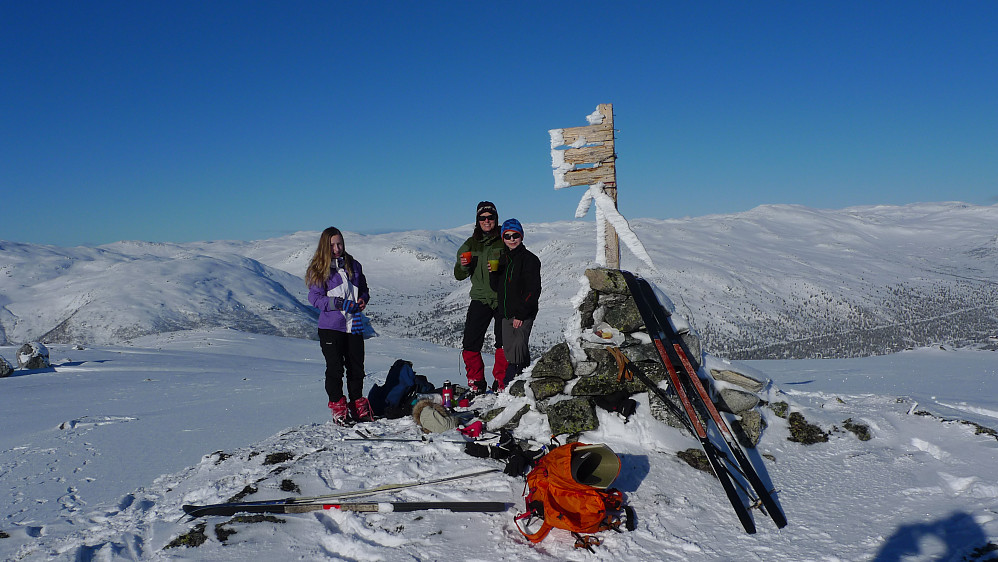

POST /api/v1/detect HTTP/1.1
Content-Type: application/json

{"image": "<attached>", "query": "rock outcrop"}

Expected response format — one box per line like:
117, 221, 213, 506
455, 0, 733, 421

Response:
490, 268, 770, 446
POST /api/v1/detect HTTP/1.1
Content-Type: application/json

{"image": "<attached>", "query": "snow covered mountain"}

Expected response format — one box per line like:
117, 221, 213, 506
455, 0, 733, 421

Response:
2, 202, 996, 358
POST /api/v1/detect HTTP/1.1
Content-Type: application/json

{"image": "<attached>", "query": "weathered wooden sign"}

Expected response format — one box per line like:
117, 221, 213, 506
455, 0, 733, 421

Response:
549, 103, 620, 268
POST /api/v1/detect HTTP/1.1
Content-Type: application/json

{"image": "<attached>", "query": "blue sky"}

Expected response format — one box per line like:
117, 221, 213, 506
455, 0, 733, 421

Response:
3, 1, 996, 246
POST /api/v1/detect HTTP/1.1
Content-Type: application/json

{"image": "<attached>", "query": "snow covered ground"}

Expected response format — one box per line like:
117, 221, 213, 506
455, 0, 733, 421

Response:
2, 330, 997, 561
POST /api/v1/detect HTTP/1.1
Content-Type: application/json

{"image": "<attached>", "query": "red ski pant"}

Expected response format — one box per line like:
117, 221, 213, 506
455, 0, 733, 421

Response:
461, 299, 506, 385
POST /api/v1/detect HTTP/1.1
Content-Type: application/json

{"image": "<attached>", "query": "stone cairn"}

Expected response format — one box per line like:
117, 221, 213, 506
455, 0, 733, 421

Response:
488, 268, 769, 448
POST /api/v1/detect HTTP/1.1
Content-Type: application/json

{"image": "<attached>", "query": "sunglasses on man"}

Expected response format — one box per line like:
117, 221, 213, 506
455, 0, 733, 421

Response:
478, 214, 496, 222
503, 232, 522, 240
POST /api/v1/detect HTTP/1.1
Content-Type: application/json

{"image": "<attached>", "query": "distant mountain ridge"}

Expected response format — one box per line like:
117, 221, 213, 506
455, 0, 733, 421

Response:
2, 202, 996, 359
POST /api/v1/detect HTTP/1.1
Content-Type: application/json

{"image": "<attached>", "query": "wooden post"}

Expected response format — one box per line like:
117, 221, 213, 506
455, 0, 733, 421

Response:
597, 104, 619, 269
550, 103, 619, 268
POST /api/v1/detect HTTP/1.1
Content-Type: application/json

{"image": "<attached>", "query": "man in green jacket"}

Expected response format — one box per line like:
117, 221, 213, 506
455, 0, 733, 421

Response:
454, 201, 508, 392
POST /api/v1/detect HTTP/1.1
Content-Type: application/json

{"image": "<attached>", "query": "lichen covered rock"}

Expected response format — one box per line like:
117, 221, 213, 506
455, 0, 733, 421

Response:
787, 412, 829, 444
530, 342, 575, 381
546, 397, 599, 436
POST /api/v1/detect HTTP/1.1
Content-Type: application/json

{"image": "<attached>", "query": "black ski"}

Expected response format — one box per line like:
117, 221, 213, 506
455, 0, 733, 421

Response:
632, 274, 788, 530
620, 270, 754, 533
182, 468, 499, 518
622, 271, 783, 533
183, 500, 507, 517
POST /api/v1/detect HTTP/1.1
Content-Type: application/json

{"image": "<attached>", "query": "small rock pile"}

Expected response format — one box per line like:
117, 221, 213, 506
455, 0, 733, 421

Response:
491, 268, 769, 447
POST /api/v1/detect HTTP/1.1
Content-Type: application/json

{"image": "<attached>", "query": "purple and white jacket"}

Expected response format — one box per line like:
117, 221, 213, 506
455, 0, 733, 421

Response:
308, 258, 370, 333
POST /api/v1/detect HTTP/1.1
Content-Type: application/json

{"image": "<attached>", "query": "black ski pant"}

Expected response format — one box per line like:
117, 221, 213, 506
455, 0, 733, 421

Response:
462, 299, 503, 352
318, 328, 365, 403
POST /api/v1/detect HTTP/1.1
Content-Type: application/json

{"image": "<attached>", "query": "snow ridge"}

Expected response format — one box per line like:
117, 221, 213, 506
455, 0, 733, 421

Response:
2, 202, 996, 357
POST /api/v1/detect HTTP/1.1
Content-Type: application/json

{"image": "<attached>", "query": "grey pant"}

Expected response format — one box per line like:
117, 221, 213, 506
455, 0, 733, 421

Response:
501, 318, 534, 365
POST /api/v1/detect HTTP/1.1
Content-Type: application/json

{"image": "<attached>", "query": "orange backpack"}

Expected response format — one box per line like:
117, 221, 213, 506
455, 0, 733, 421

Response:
515, 442, 633, 549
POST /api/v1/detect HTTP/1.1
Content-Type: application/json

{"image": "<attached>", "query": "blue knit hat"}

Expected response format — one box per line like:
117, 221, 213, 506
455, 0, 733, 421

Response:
501, 218, 523, 236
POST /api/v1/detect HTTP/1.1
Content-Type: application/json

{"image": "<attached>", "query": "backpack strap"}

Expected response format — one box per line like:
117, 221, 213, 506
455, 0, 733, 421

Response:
607, 346, 636, 383
599, 488, 629, 534
623, 505, 637, 531
515, 487, 551, 543
515, 510, 553, 543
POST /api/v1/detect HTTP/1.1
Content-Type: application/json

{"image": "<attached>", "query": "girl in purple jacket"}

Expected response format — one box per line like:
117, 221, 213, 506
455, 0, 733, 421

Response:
306, 227, 372, 425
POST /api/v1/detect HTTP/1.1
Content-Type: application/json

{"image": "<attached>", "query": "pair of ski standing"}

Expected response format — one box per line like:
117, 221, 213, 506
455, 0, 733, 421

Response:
306, 201, 541, 425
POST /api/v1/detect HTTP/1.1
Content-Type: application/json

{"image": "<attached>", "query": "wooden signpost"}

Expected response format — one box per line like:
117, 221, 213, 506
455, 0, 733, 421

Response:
550, 103, 619, 268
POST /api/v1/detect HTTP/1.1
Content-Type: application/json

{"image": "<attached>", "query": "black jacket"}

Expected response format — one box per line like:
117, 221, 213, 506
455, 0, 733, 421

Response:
489, 244, 541, 321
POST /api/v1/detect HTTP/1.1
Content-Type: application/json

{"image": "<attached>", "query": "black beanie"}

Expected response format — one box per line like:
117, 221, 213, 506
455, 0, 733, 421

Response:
476, 201, 498, 218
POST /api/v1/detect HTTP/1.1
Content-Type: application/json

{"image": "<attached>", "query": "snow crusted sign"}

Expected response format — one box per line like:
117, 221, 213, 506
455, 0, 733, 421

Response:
549, 104, 654, 271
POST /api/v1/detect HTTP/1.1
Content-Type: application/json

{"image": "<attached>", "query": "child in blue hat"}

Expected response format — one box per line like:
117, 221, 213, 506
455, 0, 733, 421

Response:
489, 218, 541, 390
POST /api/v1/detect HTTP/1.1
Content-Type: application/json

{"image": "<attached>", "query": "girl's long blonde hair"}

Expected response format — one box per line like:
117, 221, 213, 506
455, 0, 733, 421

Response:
305, 227, 355, 287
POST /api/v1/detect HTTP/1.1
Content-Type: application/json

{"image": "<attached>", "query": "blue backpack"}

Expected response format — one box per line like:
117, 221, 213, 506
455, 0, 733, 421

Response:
367, 359, 435, 418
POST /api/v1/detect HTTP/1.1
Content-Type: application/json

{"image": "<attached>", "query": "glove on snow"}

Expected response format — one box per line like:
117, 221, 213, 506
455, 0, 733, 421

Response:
458, 421, 484, 438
